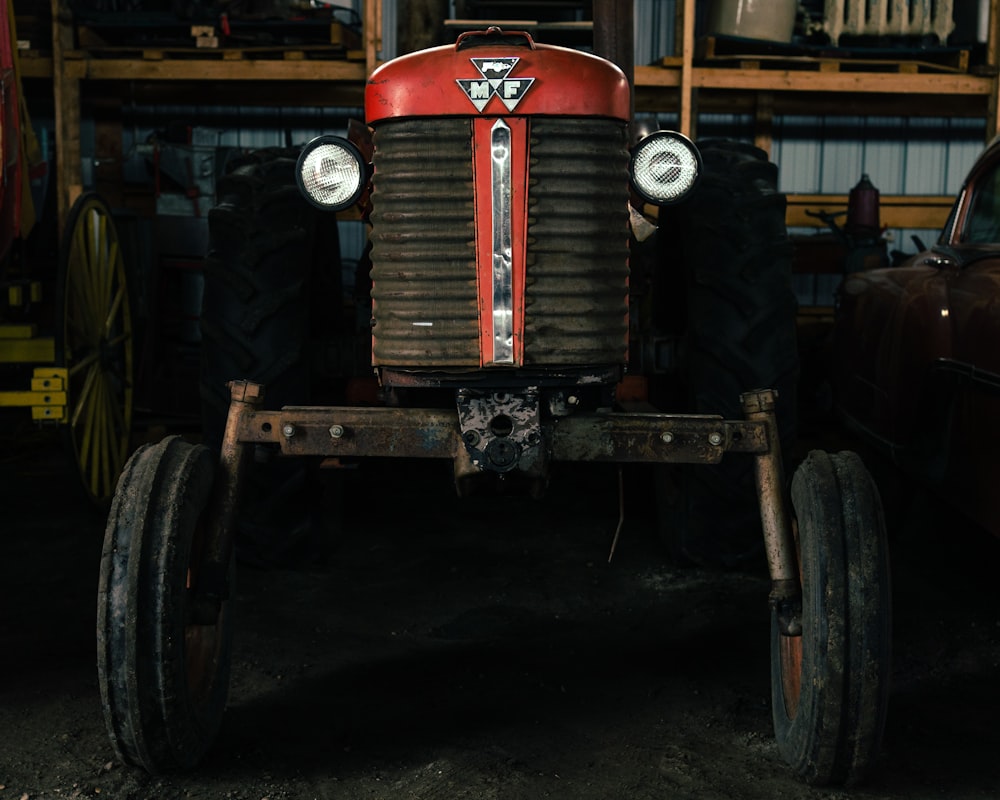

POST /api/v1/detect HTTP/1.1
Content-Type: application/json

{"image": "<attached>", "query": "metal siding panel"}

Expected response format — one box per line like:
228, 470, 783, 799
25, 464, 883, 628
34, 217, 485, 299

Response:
697, 113, 754, 142
635, 0, 676, 65
944, 118, 988, 192
860, 116, 906, 195
902, 117, 949, 195
819, 117, 865, 193
773, 115, 824, 193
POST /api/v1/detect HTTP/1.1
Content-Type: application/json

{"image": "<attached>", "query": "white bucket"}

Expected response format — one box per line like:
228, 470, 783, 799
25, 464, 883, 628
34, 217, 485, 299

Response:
707, 0, 798, 43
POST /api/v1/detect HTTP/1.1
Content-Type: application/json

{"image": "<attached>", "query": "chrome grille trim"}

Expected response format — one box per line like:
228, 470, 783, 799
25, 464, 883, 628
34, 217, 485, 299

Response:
491, 119, 514, 364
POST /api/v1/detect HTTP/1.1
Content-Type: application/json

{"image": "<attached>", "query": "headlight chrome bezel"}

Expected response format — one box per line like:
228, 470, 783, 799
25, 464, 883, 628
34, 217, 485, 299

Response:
630, 131, 702, 206
296, 135, 368, 212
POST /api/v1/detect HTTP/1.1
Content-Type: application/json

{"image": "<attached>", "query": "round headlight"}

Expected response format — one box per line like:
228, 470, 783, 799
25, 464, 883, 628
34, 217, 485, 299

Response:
630, 131, 701, 206
296, 136, 367, 211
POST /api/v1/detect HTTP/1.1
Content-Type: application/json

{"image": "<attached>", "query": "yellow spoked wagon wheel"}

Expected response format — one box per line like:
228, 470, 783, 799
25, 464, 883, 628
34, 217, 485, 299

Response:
55, 193, 134, 506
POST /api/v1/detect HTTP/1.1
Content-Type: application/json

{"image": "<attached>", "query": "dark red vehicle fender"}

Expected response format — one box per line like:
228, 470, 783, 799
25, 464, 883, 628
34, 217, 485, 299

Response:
835, 265, 953, 445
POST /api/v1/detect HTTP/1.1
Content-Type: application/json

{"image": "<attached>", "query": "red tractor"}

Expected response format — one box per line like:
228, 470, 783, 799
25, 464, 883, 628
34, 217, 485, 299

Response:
97, 28, 891, 786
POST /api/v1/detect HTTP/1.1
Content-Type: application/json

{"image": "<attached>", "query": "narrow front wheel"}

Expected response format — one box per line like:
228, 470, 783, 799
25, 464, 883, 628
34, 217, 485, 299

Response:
771, 449, 891, 785
97, 436, 232, 772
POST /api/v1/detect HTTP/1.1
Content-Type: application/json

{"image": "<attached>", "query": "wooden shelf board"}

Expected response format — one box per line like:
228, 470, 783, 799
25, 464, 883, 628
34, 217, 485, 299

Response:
694, 67, 993, 95
18, 54, 52, 79
634, 64, 681, 88
63, 55, 367, 82
636, 65, 994, 96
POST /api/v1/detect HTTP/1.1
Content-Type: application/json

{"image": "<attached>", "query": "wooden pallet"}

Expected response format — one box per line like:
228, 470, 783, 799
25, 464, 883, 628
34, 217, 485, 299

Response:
694, 34, 970, 74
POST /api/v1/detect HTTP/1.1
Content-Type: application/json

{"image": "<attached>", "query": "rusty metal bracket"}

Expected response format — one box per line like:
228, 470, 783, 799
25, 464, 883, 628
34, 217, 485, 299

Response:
550, 412, 768, 464
191, 379, 264, 624
741, 389, 802, 637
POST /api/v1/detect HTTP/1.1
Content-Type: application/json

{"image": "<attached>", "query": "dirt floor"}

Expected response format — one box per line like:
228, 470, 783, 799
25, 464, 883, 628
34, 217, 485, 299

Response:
1, 419, 998, 800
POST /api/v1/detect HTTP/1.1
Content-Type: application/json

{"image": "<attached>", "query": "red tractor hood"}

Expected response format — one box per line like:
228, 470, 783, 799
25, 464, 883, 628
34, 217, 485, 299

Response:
365, 29, 630, 124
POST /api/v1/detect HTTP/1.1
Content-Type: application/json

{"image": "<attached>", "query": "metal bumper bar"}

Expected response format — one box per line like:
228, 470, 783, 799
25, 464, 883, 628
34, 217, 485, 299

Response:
229, 400, 771, 466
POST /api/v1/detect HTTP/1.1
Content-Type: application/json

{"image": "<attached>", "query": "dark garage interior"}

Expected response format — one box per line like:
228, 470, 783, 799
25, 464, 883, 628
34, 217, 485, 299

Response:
2, 1, 999, 798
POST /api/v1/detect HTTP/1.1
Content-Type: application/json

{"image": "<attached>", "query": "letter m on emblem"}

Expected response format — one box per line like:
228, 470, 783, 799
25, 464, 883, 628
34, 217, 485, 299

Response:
457, 78, 493, 111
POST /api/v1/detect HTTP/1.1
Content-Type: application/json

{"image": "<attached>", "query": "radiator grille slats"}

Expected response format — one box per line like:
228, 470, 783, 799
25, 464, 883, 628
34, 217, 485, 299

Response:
524, 119, 630, 365
370, 119, 479, 365
369, 116, 630, 368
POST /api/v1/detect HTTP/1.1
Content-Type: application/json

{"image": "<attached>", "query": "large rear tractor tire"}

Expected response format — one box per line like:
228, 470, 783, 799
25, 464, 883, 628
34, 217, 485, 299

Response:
199, 148, 340, 449
656, 139, 799, 568
198, 148, 342, 567
772, 449, 891, 785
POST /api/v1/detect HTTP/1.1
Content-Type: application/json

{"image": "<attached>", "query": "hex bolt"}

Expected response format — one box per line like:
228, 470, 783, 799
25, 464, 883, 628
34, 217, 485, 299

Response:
661, 431, 674, 444
708, 431, 723, 446
329, 424, 345, 439
282, 423, 297, 439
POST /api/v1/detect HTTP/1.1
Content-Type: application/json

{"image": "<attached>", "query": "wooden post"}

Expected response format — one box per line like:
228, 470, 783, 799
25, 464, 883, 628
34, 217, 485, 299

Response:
50, 0, 82, 232
593, 0, 634, 127
987, 0, 999, 141
365, 0, 382, 77
754, 92, 774, 157
680, 0, 697, 139
397, 0, 448, 56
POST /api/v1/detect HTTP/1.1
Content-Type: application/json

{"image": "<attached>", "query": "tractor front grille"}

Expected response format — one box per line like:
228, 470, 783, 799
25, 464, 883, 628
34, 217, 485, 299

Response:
369, 116, 630, 369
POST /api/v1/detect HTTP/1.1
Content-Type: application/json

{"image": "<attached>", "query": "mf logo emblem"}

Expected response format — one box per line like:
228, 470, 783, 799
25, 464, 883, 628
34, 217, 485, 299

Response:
457, 57, 535, 112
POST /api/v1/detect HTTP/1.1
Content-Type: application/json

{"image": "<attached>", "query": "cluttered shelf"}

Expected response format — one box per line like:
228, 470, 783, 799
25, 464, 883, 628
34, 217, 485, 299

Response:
18, 0, 372, 81
636, 28, 998, 120
642, 0, 1000, 144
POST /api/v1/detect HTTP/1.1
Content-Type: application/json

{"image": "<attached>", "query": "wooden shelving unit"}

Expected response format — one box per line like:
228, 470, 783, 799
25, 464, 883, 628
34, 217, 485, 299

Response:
633, 0, 1000, 231
644, 0, 1000, 140
39, 0, 382, 230
26, 0, 1000, 233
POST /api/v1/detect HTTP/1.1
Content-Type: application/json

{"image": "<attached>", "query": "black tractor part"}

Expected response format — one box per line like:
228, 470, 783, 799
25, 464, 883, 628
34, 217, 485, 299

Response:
199, 147, 341, 449
656, 139, 800, 568
199, 148, 342, 566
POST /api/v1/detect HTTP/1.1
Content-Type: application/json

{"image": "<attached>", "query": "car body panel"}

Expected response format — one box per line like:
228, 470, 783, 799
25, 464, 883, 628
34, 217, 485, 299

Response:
834, 137, 1000, 537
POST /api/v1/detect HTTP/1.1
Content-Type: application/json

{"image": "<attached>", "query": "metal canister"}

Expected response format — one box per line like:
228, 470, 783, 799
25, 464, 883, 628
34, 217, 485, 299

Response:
846, 174, 881, 239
